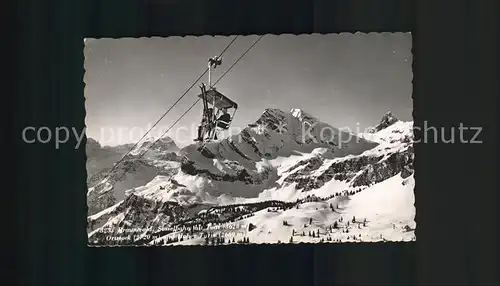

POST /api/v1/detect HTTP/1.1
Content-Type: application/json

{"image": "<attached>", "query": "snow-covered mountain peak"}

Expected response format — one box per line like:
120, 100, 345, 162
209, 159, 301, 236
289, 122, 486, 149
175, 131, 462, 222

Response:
359, 111, 413, 147
380, 110, 398, 125
86, 137, 103, 155
181, 107, 377, 166
87, 137, 101, 146
87, 107, 415, 246
291, 108, 317, 121
252, 108, 319, 129
130, 135, 179, 156
143, 135, 156, 142
139, 135, 175, 146
254, 108, 288, 126
368, 111, 400, 133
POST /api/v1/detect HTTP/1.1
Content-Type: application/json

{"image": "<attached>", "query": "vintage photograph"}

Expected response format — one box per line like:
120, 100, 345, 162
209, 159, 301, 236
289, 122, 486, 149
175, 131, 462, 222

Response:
84, 33, 415, 246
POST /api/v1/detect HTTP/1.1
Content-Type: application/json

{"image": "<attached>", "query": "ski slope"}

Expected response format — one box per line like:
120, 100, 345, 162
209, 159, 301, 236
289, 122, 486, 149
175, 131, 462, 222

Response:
87, 108, 416, 245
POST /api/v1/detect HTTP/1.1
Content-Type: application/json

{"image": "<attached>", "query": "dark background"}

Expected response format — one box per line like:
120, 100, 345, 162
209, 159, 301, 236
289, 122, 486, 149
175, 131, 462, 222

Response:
10, 0, 499, 285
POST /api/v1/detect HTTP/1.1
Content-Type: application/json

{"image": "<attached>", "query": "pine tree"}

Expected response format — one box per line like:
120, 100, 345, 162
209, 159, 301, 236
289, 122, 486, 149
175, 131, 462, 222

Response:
232, 237, 235, 243
309, 218, 313, 224
289, 236, 293, 243
333, 221, 338, 229
316, 229, 320, 237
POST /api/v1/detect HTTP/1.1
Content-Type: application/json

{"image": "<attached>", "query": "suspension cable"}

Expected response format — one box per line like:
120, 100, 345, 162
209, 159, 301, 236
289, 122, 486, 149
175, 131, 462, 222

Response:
89, 35, 239, 182
213, 35, 264, 86
105, 35, 264, 184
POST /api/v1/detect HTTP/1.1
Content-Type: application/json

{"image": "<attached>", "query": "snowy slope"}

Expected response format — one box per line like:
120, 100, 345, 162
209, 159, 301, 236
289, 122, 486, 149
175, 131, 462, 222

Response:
87, 109, 415, 245
214, 173, 415, 244
86, 135, 182, 215
140, 173, 414, 246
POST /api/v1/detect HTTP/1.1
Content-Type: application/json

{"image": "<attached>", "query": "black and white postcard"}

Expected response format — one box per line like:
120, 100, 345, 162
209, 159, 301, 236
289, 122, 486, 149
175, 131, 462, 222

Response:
85, 33, 415, 246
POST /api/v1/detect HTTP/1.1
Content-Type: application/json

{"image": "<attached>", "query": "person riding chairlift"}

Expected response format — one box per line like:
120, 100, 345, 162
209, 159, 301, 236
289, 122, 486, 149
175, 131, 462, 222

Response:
216, 108, 231, 129
213, 108, 231, 140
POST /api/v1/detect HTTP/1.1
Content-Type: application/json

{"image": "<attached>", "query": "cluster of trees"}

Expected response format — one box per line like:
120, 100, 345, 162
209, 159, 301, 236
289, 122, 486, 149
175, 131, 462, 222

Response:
287, 237, 341, 243
185, 200, 296, 229
205, 236, 230, 245
214, 200, 294, 212
291, 188, 367, 209
151, 192, 375, 247
180, 206, 255, 230
182, 191, 373, 236
307, 229, 321, 238
202, 232, 252, 245
344, 234, 363, 241
163, 235, 187, 244
266, 204, 296, 212
248, 223, 257, 232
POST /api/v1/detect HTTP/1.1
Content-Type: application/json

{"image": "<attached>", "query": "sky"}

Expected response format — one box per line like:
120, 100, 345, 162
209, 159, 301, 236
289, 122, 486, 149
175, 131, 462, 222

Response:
84, 33, 412, 147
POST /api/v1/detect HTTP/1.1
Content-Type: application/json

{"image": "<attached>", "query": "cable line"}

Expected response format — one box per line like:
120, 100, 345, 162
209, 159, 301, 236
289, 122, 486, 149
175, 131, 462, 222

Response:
89, 35, 239, 183
100, 35, 264, 185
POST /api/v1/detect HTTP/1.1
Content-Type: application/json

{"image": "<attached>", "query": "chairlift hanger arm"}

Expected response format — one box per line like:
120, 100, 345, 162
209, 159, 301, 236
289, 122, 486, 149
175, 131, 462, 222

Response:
195, 35, 263, 143
208, 56, 222, 68
196, 88, 238, 110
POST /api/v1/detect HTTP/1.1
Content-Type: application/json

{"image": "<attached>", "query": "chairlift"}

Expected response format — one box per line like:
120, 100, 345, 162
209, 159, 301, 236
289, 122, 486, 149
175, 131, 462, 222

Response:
195, 56, 238, 142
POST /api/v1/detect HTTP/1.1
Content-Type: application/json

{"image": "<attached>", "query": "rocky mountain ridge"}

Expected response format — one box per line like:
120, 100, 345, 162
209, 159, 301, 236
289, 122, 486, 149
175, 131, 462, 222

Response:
86, 108, 415, 245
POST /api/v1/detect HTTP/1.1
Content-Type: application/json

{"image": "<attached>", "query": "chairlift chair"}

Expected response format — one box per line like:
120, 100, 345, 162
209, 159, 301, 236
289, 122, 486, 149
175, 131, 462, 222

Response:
195, 57, 238, 142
